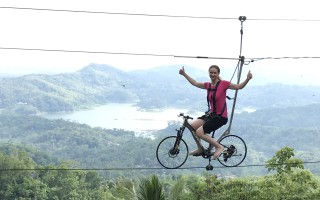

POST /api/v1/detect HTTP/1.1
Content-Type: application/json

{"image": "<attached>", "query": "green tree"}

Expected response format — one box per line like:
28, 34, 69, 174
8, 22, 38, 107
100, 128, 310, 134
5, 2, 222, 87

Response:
261, 146, 320, 199
180, 174, 208, 200
39, 163, 109, 199
109, 177, 137, 200
265, 146, 304, 175
167, 176, 193, 200
0, 150, 48, 199
137, 175, 165, 200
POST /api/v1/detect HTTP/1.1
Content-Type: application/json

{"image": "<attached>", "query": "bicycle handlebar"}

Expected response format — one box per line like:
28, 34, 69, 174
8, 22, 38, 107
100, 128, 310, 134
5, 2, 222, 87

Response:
178, 112, 193, 120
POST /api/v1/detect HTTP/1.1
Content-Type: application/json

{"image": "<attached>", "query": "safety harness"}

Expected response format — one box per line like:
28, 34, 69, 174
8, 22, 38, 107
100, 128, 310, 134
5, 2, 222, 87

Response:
206, 81, 227, 116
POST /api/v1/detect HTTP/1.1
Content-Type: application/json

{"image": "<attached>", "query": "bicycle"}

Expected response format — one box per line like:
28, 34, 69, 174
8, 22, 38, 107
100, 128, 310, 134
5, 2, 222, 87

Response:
156, 112, 247, 170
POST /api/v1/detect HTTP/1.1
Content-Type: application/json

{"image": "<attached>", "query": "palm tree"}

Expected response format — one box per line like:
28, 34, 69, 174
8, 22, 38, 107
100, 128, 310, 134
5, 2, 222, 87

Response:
136, 175, 165, 200
168, 177, 187, 200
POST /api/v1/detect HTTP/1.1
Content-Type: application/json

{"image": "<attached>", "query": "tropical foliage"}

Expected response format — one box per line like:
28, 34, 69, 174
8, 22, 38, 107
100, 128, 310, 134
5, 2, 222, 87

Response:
1, 64, 320, 199
1, 147, 320, 199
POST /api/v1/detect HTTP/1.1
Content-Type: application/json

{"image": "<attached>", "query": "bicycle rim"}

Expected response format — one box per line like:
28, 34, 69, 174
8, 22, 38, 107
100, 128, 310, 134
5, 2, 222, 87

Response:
218, 134, 247, 167
156, 136, 188, 169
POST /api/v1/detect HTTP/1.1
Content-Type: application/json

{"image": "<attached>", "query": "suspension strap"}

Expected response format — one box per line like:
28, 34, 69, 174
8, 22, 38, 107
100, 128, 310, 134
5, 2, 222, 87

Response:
206, 81, 226, 115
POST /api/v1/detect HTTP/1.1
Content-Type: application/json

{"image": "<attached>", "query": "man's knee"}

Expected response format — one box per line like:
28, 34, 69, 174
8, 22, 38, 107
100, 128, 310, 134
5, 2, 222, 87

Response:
191, 119, 204, 129
196, 127, 204, 137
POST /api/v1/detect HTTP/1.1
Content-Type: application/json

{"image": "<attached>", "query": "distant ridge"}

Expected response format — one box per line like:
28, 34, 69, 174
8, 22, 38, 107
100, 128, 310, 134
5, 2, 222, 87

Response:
0, 63, 319, 115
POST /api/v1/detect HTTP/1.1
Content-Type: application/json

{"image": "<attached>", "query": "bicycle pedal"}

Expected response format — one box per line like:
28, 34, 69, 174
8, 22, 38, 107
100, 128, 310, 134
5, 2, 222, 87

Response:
206, 164, 214, 171
189, 152, 202, 157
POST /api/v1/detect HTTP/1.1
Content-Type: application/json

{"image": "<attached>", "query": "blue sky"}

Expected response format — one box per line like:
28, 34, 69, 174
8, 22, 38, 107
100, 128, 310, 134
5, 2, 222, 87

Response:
1, 0, 320, 85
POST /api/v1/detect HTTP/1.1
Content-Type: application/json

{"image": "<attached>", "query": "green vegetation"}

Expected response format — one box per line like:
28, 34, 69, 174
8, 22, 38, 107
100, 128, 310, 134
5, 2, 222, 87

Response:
0, 64, 139, 114
1, 146, 319, 199
0, 113, 160, 178
1, 108, 320, 177
1, 64, 320, 199
2, 64, 320, 115
0, 107, 320, 199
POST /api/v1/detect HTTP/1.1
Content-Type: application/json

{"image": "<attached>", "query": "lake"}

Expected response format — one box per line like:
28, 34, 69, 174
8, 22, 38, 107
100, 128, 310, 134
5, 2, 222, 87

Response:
43, 103, 190, 135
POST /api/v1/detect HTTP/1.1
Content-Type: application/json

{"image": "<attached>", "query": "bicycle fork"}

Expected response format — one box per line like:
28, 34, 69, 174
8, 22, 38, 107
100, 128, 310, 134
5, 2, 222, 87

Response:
170, 129, 183, 156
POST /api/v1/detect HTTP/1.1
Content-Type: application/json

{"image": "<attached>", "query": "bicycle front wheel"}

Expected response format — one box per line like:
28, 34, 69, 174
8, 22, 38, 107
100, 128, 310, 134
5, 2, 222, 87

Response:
156, 136, 189, 169
218, 134, 247, 167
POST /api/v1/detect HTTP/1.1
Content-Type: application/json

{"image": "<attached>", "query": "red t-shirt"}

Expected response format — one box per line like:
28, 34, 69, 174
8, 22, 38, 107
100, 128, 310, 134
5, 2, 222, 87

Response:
204, 80, 230, 118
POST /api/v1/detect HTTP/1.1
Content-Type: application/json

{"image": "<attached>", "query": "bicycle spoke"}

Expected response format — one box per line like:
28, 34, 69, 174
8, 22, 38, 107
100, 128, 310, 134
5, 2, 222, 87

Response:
218, 135, 247, 167
156, 136, 188, 169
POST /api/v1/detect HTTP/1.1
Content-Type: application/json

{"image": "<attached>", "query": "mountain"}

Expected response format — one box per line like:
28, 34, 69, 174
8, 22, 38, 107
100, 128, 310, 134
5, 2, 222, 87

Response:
0, 63, 320, 115
0, 64, 138, 114
1, 103, 320, 177
0, 64, 206, 114
237, 83, 320, 109
1, 63, 320, 177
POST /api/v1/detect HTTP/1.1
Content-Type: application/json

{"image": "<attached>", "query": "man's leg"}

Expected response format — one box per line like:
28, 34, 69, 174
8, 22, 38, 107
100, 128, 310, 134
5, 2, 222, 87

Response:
188, 119, 205, 155
195, 126, 224, 159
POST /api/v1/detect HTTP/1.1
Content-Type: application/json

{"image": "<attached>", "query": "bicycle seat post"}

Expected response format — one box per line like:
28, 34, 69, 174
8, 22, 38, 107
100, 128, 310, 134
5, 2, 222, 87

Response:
210, 130, 216, 138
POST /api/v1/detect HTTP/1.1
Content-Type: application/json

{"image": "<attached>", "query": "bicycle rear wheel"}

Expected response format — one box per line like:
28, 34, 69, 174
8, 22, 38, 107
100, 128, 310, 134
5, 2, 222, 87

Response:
218, 134, 247, 167
156, 136, 189, 169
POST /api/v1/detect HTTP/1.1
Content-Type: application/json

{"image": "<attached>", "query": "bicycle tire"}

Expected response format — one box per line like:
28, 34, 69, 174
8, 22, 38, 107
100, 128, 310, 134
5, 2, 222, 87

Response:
217, 134, 247, 167
156, 136, 189, 169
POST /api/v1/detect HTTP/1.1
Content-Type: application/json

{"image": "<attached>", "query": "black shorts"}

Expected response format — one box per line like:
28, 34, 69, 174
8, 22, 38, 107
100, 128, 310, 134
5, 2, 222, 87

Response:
198, 114, 228, 134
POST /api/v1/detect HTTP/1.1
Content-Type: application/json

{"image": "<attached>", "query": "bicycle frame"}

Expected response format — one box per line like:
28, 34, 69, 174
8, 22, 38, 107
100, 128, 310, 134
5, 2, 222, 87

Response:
181, 117, 202, 149
178, 114, 214, 154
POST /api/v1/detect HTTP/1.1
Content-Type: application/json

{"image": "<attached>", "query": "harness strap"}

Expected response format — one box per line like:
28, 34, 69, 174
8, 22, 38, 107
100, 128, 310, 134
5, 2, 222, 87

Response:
206, 81, 226, 115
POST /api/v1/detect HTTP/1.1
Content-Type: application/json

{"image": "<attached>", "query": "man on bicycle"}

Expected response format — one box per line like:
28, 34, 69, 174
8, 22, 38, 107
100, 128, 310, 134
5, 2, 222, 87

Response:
179, 65, 252, 159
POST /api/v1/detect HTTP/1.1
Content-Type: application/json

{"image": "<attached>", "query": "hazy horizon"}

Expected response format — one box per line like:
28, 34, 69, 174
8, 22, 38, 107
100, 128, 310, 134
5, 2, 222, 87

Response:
1, 62, 320, 87
1, 0, 320, 86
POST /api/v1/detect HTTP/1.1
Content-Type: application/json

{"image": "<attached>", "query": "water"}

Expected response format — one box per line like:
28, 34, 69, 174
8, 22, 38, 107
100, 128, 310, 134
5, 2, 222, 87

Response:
43, 103, 189, 134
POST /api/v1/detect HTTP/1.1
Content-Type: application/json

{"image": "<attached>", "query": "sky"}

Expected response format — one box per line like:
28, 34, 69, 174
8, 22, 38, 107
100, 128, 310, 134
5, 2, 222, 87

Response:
1, 0, 320, 85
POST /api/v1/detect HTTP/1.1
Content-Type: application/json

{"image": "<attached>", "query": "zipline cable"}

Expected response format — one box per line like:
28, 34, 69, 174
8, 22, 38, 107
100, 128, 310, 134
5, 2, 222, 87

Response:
1, 6, 320, 22
1, 160, 319, 171
1, 47, 320, 63
249, 56, 320, 62
0, 46, 240, 61
0, 6, 237, 20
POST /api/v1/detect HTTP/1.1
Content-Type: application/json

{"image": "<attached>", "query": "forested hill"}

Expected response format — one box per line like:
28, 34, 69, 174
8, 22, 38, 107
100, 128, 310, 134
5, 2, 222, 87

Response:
1, 63, 320, 114
0, 64, 138, 114
1, 103, 320, 177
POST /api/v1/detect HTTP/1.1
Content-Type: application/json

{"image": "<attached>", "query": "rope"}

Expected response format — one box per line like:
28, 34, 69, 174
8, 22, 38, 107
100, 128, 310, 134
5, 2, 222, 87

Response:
1, 160, 319, 171
1, 6, 320, 22
0, 46, 240, 61
0, 6, 237, 20
249, 56, 320, 63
